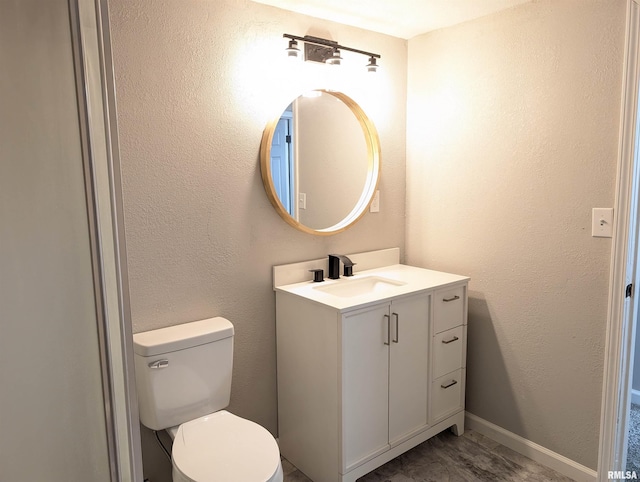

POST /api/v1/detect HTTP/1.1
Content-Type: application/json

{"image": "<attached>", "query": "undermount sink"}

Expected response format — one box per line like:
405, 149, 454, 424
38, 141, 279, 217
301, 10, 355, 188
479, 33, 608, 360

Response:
313, 276, 406, 298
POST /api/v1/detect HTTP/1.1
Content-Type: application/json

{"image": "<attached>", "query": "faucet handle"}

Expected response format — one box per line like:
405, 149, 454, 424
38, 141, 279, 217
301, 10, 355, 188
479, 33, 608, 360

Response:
308, 269, 324, 283
343, 264, 356, 277
328, 254, 355, 279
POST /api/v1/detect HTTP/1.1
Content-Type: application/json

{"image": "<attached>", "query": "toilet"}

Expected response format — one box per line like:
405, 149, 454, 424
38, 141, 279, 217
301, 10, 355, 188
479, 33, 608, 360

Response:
133, 317, 283, 482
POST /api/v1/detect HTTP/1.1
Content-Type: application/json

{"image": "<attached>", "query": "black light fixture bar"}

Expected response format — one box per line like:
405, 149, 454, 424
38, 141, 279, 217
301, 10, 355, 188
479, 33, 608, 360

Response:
283, 33, 381, 61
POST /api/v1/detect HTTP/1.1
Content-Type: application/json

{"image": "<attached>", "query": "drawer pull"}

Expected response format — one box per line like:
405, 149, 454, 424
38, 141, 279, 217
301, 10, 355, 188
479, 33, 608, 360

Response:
443, 295, 460, 302
441, 379, 458, 389
442, 335, 459, 344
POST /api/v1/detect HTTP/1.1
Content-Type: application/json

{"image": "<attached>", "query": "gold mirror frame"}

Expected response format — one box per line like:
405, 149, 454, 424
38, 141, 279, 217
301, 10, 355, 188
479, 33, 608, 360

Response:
259, 90, 381, 235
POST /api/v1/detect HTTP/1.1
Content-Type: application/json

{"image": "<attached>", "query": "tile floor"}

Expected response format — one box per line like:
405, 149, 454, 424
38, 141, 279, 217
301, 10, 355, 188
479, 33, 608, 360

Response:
282, 429, 576, 481
628, 403, 640, 474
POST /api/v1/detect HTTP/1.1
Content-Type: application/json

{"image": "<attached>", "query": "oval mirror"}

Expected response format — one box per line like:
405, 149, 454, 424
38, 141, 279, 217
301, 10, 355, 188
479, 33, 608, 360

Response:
260, 90, 381, 235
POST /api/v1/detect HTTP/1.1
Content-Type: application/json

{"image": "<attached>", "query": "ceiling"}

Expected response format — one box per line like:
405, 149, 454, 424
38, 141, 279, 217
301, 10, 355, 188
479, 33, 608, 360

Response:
251, 0, 532, 39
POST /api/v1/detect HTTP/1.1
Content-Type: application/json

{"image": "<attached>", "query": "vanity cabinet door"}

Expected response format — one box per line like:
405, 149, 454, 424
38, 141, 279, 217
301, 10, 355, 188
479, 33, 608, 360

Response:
388, 294, 430, 445
342, 303, 390, 472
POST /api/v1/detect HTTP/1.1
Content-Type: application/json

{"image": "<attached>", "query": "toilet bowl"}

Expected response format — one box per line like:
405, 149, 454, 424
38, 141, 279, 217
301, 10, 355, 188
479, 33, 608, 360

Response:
168, 411, 283, 482
132, 317, 283, 482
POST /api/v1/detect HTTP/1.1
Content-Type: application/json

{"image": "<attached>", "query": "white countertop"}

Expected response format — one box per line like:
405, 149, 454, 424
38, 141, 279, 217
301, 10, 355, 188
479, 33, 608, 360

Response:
275, 264, 469, 311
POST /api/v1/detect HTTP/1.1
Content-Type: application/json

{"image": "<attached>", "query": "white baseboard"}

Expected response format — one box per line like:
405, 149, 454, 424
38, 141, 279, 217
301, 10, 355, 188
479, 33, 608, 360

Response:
632, 389, 640, 406
465, 412, 597, 482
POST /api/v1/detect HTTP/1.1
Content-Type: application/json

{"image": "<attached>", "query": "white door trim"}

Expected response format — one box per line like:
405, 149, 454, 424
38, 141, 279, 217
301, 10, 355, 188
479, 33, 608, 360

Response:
598, 0, 640, 478
70, 0, 144, 479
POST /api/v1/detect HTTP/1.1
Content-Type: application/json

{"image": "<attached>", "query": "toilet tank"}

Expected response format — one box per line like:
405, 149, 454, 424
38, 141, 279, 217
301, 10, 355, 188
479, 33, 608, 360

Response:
133, 317, 234, 431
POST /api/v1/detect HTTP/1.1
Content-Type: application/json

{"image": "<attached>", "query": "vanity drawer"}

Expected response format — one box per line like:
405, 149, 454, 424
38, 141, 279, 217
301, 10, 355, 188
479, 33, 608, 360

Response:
431, 369, 464, 423
433, 326, 464, 379
433, 285, 465, 334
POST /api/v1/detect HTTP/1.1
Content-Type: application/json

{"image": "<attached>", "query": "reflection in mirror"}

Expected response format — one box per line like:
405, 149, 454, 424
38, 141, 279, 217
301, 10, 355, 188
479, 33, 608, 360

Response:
260, 90, 380, 235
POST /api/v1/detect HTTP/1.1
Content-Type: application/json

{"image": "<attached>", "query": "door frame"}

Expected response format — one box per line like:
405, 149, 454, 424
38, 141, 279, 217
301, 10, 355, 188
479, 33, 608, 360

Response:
598, 0, 640, 478
70, 0, 143, 479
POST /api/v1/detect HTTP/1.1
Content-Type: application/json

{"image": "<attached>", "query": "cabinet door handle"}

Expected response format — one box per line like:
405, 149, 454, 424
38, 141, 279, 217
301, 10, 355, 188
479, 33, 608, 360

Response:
442, 335, 459, 344
392, 312, 399, 343
384, 314, 390, 345
443, 295, 460, 302
441, 379, 458, 389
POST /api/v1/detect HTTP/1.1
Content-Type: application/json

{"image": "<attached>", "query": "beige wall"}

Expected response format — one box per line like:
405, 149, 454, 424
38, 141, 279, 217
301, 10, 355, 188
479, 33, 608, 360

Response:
635, 317, 640, 392
406, 0, 625, 470
0, 1, 111, 480
108, 0, 407, 444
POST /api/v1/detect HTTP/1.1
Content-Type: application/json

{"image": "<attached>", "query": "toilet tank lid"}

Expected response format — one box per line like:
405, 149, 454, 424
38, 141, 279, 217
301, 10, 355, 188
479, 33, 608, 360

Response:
133, 317, 234, 357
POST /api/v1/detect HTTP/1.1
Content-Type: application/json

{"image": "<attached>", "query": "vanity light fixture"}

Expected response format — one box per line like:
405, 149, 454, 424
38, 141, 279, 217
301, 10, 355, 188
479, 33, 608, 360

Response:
285, 38, 301, 60
283, 33, 381, 72
366, 56, 379, 73
325, 48, 342, 66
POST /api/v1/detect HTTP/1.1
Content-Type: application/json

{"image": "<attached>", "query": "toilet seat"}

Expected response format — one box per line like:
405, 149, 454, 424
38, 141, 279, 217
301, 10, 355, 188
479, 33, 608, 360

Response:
171, 410, 283, 482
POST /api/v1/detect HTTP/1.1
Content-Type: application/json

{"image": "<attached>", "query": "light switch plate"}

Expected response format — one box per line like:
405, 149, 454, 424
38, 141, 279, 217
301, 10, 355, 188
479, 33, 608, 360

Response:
592, 208, 613, 237
299, 193, 306, 210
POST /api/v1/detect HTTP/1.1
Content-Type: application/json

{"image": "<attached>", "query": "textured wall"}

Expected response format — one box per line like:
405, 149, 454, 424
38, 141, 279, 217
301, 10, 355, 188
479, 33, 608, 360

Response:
635, 316, 640, 392
108, 0, 406, 441
406, 0, 624, 469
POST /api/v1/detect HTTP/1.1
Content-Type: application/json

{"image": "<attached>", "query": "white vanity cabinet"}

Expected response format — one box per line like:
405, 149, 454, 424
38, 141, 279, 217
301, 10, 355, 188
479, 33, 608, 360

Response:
343, 294, 429, 470
275, 261, 468, 482
431, 285, 467, 423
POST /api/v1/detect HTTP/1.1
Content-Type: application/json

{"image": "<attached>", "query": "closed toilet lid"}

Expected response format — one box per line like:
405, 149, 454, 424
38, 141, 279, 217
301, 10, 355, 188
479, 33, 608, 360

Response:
172, 411, 281, 482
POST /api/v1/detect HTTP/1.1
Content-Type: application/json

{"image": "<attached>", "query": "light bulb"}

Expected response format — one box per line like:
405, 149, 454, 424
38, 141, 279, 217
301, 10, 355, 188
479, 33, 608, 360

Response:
325, 49, 342, 66
366, 56, 379, 73
285, 39, 300, 60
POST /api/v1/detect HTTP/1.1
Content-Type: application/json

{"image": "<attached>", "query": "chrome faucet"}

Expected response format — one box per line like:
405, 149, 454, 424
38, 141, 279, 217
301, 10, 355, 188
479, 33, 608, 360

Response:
328, 254, 355, 279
